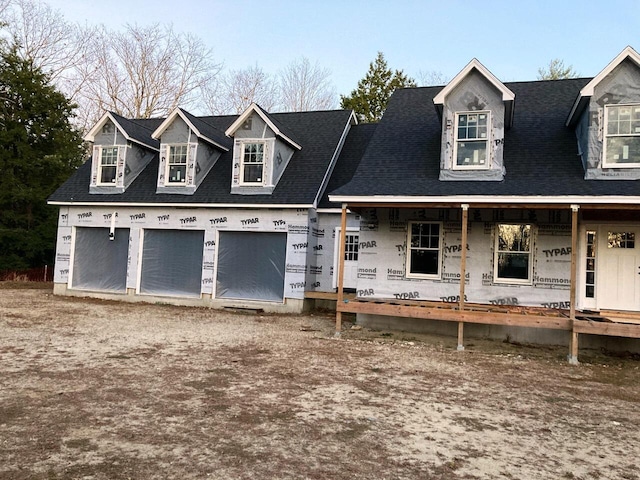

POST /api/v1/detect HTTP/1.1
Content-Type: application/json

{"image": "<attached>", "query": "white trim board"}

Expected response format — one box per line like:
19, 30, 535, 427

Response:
328, 195, 640, 205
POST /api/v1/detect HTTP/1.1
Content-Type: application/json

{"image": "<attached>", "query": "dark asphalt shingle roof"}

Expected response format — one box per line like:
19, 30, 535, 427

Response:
179, 108, 232, 150
109, 112, 161, 150
252, 103, 301, 148
319, 123, 377, 208
50, 109, 353, 205
331, 78, 640, 199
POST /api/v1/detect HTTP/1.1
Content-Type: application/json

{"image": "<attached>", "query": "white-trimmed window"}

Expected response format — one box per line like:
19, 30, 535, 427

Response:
97, 147, 118, 185
454, 111, 490, 169
166, 144, 188, 184
494, 224, 532, 284
241, 142, 265, 184
406, 221, 442, 278
603, 104, 640, 167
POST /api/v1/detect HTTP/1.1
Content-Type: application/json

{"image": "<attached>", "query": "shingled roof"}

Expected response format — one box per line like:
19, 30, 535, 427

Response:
49, 109, 353, 206
318, 123, 377, 208
330, 78, 640, 200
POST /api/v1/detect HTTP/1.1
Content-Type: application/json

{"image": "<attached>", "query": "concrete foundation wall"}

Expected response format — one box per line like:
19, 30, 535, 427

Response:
53, 283, 307, 313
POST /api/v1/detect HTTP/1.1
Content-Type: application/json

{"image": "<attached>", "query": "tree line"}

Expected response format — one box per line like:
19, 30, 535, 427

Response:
0, 0, 578, 272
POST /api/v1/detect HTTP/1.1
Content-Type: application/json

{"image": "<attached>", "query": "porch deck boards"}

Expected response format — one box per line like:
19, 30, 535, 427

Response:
336, 298, 640, 339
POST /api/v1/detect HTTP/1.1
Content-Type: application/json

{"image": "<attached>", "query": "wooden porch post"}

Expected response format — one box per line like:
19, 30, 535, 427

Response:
569, 204, 580, 365
335, 203, 348, 334
457, 204, 469, 351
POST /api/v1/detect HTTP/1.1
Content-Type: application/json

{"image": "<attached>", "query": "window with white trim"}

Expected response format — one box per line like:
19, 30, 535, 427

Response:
241, 142, 265, 184
406, 222, 441, 278
454, 111, 490, 169
97, 147, 118, 185
344, 233, 359, 261
603, 104, 640, 167
494, 224, 532, 283
167, 144, 188, 184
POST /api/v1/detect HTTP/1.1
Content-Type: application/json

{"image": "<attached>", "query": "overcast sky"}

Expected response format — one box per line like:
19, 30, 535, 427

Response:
46, 0, 640, 95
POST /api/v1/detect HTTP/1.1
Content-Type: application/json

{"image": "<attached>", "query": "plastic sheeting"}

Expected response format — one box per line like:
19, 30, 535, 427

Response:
71, 227, 129, 292
216, 231, 286, 302
139, 229, 204, 297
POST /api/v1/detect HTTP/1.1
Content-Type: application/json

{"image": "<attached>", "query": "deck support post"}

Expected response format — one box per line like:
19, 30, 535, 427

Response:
335, 203, 348, 335
457, 204, 469, 351
568, 204, 580, 365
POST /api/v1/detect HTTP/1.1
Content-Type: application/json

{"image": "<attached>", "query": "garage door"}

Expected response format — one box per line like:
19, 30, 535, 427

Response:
139, 229, 204, 297
71, 227, 129, 292
216, 232, 286, 302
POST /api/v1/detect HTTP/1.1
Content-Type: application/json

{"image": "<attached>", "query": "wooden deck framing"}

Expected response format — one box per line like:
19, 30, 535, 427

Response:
332, 202, 640, 363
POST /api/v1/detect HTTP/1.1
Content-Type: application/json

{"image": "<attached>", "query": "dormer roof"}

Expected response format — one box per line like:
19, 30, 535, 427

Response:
152, 107, 232, 151
566, 46, 640, 126
433, 58, 516, 128
225, 103, 302, 150
85, 111, 160, 151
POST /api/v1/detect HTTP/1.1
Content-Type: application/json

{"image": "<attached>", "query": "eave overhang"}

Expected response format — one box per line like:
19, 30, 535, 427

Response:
225, 103, 303, 150
152, 108, 231, 151
566, 46, 640, 127
85, 111, 159, 151
433, 58, 516, 128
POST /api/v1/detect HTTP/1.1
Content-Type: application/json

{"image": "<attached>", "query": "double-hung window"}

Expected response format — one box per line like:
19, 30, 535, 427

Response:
241, 142, 265, 184
406, 222, 441, 278
603, 104, 640, 167
454, 111, 490, 169
167, 145, 188, 184
98, 147, 118, 185
494, 224, 532, 283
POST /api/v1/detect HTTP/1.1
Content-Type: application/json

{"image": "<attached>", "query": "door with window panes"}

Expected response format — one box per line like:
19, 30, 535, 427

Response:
333, 228, 359, 289
597, 226, 640, 311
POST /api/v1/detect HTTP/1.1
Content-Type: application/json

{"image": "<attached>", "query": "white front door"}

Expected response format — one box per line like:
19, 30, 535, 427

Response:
597, 226, 640, 311
333, 228, 359, 289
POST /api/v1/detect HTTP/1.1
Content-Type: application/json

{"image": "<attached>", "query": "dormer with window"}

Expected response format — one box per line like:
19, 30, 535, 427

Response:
85, 112, 159, 194
225, 103, 301, 195
152, 108, 231, 194
567, 46, 640, 179
434, 59, 515, 181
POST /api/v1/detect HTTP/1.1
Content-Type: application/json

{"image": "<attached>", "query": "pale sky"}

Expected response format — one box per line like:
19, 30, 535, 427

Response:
46, 0, 640, 96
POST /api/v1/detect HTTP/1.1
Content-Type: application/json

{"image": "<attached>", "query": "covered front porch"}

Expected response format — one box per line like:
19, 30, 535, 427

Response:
332, 201, 640, 363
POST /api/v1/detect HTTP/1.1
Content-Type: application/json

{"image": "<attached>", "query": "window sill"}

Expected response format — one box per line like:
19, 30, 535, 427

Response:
493, 278, 532, 286
405, 273, 441, 280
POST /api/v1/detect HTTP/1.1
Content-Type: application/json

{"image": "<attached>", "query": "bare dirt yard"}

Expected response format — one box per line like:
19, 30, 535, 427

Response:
0, 285, 639, 480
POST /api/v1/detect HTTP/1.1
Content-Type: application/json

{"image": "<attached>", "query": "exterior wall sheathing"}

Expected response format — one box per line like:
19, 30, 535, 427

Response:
355, 207, 572, 308
53, 206, 312, 312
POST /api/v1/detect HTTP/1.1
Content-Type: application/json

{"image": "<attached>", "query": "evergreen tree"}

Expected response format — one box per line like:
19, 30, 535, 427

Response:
340, 52, 416, 123
0, 47, 84, 271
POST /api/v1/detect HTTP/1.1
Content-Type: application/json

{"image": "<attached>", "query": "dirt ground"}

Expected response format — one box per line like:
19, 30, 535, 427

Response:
0, 285, 639, 480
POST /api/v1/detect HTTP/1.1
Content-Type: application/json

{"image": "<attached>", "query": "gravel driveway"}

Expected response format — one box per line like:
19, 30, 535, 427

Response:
1, 285, 639, 479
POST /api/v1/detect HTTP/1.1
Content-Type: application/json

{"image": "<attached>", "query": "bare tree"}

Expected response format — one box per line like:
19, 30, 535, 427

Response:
279, 57, 337, 112
76, 23, 221, 122
3, 0, 86, 84
0, 0, 11, 20
204, 64, 279, 115
416, 69, 449, 86
537, 59, 579, 80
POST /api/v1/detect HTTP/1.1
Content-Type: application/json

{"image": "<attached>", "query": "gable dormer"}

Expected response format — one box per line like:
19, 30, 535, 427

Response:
225, 103, 302, 195
434, 59, 515, 181
85, 112, 159, 194
567, 46, 640, 180
152, 108, 231, 195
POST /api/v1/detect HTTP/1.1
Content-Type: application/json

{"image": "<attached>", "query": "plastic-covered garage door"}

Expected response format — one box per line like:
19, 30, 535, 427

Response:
216, 231, 286, 302
71, 227, 129, 292
139, 229, 204, 297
